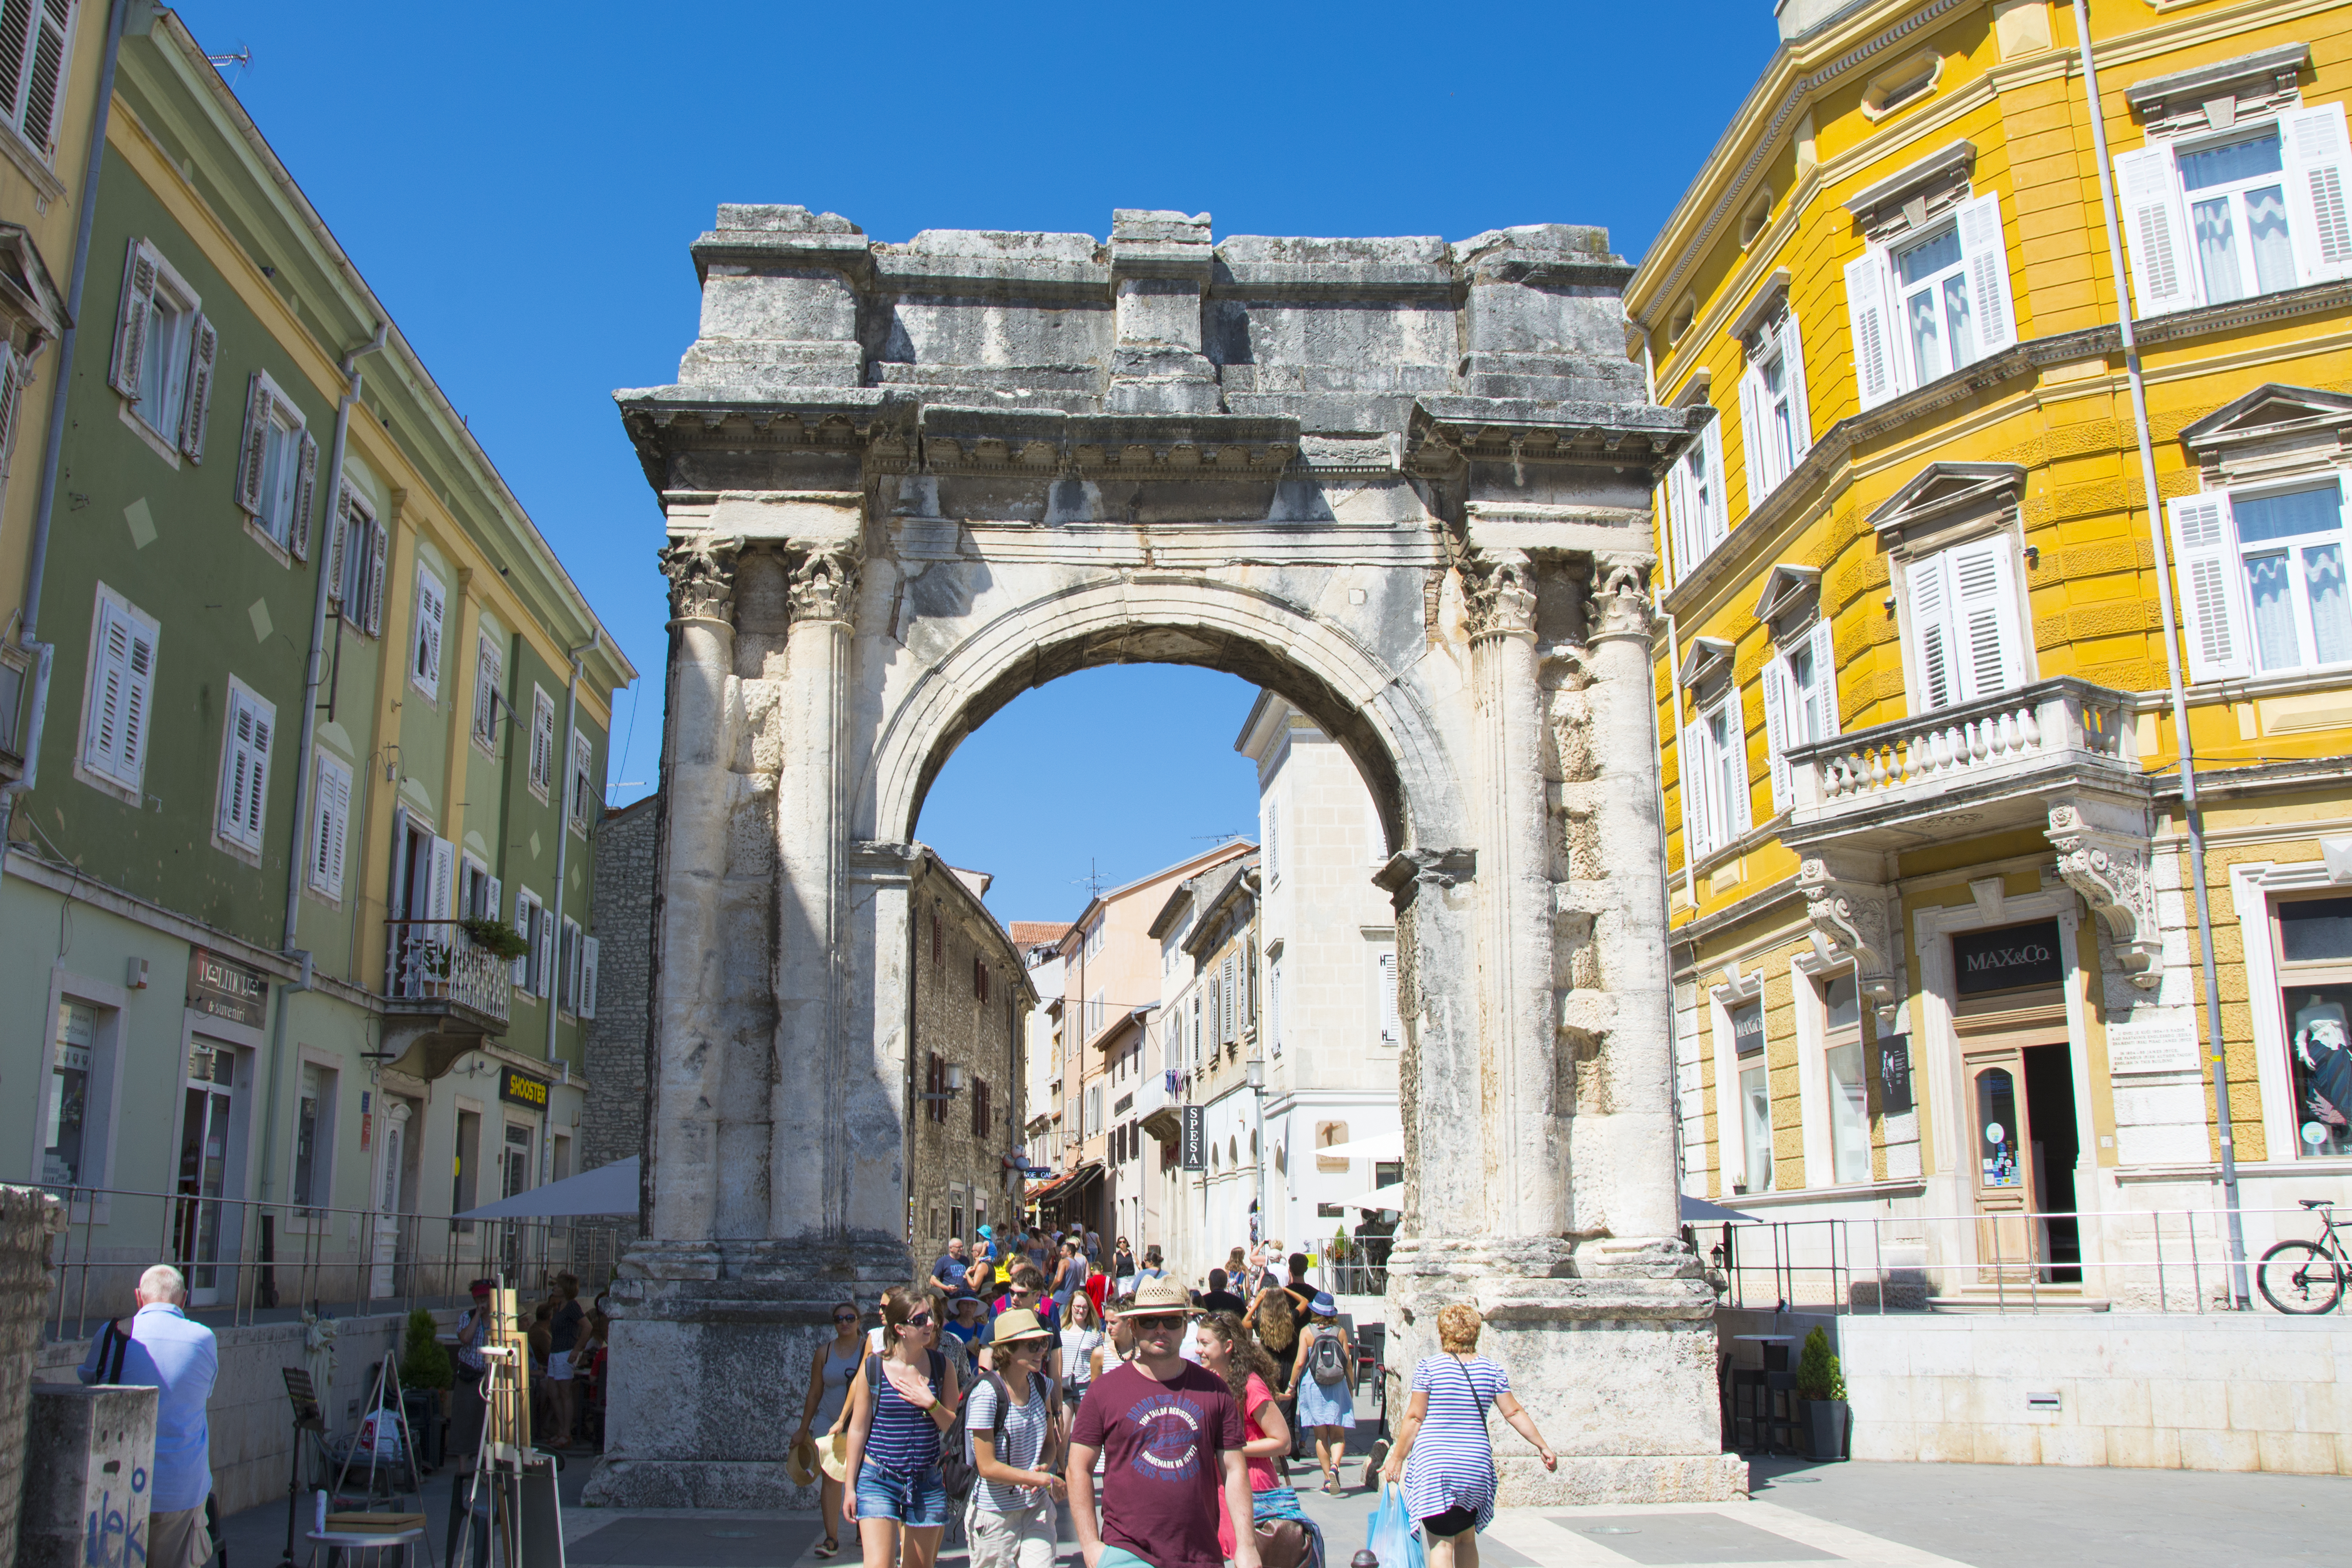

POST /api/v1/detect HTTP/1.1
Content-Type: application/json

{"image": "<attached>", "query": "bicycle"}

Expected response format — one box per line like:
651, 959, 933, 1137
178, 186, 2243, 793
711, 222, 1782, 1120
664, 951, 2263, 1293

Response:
2258, 1199, 2352, 1313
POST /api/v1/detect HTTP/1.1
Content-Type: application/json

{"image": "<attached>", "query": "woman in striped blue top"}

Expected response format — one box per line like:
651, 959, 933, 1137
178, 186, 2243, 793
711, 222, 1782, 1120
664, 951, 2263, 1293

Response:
1379, 1304, 1555, 1568
843, 1285, 963, 1568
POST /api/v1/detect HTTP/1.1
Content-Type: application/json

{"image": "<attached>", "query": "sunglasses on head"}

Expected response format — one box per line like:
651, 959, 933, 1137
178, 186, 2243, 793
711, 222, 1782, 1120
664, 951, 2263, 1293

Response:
1129, 1313, 1187, 1330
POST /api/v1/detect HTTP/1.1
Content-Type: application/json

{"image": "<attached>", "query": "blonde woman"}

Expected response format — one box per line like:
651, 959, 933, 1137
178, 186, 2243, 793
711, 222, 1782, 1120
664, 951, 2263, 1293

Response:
794, 1300, 865, 1559
843, 1285, 962, 1568
1379, 1304, 1555, 1568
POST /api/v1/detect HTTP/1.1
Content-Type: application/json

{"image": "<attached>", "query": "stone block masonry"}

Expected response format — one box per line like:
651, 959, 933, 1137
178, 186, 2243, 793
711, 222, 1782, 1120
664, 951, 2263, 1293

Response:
0, 1185, 64, 1568
581, 793, 661, 1251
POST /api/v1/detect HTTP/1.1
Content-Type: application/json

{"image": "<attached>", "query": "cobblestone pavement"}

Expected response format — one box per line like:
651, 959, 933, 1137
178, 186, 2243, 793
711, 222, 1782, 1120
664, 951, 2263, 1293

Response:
213, 1449, 2351, 1568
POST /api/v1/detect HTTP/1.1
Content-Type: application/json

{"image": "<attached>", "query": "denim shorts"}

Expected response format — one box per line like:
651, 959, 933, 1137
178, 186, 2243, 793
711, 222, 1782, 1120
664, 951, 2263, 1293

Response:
854, 1460, 948, 1527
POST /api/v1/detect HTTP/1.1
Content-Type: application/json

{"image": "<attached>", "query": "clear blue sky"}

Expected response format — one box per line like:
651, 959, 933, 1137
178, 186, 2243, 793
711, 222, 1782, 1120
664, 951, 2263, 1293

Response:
180, 0, 1780, 924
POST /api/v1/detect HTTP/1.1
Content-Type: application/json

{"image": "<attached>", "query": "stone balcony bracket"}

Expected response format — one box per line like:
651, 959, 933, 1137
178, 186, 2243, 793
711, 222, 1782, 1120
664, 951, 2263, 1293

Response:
2047, 796, 2164, 986
1375, 847, 1477, 911
1783, 677, 2141, 855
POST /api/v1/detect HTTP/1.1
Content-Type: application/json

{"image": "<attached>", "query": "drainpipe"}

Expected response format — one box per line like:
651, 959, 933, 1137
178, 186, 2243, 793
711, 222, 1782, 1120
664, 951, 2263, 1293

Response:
2073, 0, 2250, 1307
544, 631, 599, 1066
0, 0, 132, 848
259, 320, 383, 1206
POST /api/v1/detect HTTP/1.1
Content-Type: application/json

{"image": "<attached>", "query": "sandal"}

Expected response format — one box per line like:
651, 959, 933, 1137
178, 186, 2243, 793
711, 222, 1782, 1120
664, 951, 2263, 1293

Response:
814, 1541, 840, 1560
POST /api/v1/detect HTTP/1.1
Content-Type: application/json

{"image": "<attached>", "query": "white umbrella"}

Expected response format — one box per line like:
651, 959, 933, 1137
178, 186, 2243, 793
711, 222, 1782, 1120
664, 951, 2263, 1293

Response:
1308, 1134, 1403, 1162
1333, 1183, 1404, 1212
455, 1156, 639, 1220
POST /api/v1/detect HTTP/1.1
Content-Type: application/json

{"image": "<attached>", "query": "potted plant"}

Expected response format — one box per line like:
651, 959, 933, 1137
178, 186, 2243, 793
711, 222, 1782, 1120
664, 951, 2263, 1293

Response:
399, 1307, 453, 1406
459, 917, 530, 962
1794, 1325, 1847, 1461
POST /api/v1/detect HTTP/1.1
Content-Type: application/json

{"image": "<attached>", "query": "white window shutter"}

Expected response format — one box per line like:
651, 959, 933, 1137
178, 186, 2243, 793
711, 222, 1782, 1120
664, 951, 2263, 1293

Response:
17, 0, 67, 154
512, 892, 534, 986
310, 751, 351, 898
1778, 312, 1812, 463
0, 346, 22, 481
485, 875, 502, 924
180, 315, 217, 460
390, 806, 412, 915
430, 835, 456, 922
289, 430, 318, 561
1723, 699, 1754, 837
1682, 716, 1711, 860
1737, 363, 1767, 509
1760, 651, 1793, 811
412, 567, 445, 697
538, 907, 556, 998
108, 241, 156, 399
2282, 102, 2352, 285
1666, 451, 1695, 579
1378, 951, 1400, 1047
84, 599, 131, 781
1808, 618, 1840, 737
233, 373, 268, 514
363, 519, 388, 636
325, 487, 350, 608
1950, 536, 2025, 702
1844, 250, 1897, 410
1956, 192, 2018, 357
220, 689, 273, 848
1700, 412, 1728, 550
2167, 493, 2252, 681
2115, 143, 2201, 316
474, 635, 501, 746
1909, 554, 1956, 710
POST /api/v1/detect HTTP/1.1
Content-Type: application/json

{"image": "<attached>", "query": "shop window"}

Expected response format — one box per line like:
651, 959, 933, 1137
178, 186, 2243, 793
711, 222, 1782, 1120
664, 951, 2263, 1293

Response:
2116, 104, 2352, 317
1823, 974, 1871, 1185
292, 1061, 337, 1212
2276, 894, 2352, 1157
44, 997, 110, 1188
501, 1122, 533, 1200
1730, 999, 1771, 1193
2169, 478, 2350, 682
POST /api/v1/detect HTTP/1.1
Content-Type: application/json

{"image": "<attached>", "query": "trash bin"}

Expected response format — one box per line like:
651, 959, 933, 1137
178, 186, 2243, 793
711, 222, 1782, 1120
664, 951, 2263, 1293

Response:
403, 1390, 444, 1470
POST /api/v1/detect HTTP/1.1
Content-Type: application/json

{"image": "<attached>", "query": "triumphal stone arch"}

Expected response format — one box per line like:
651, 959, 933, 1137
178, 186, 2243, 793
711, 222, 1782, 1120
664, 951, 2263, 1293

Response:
590, 206, 1742, 1506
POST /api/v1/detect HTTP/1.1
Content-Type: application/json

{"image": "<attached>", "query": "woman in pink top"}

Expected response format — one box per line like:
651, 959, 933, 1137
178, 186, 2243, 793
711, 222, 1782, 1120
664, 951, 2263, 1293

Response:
1196, 1314, 1323, 1568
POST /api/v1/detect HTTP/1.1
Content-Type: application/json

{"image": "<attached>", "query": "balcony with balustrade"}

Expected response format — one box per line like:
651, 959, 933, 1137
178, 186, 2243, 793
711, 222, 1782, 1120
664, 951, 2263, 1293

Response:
380, 918, 513, 1077
1782, 677, 2145, 854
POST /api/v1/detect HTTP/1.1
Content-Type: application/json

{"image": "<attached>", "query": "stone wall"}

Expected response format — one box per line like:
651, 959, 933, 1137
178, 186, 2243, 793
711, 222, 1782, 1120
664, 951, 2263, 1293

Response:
582, 794, 660, 1245
0, 1185, 64, 1568
908, 850, 1031, 1261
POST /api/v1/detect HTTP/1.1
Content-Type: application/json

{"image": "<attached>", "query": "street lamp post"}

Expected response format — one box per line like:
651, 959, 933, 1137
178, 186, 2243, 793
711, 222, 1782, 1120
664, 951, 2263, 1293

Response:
1245, 1057, 1267, 1252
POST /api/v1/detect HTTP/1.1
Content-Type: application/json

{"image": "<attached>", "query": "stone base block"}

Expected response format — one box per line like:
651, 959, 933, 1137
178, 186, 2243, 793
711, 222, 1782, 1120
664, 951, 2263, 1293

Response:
1501, 1452, 1748, 1506
584, 1458, 812, 1512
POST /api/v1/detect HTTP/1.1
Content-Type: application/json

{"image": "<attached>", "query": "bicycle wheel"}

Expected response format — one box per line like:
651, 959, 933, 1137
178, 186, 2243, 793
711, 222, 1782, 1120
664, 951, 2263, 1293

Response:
2258, 1240, 2345, 1314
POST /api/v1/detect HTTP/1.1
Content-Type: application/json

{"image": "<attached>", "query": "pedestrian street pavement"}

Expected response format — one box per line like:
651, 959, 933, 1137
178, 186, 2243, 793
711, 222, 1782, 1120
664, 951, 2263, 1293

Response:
219, 1448, 2352, 1568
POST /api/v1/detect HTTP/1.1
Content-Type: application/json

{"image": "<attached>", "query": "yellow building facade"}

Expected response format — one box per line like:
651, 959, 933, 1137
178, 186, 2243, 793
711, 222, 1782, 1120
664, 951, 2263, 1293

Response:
1628, 0, 2352, 1307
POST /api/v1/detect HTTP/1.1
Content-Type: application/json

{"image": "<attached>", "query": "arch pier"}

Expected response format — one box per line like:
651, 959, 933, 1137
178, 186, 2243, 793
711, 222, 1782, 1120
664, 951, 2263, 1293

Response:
589, 208, 1744, 1507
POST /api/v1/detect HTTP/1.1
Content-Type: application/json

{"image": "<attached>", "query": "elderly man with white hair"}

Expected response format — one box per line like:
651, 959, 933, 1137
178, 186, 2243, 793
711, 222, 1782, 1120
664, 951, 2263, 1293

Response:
79, 1263, 220, 1568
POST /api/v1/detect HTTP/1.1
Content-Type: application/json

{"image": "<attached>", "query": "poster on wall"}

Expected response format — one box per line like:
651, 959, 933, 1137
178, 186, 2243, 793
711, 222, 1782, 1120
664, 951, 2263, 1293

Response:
1879, 1035, 1913, 1115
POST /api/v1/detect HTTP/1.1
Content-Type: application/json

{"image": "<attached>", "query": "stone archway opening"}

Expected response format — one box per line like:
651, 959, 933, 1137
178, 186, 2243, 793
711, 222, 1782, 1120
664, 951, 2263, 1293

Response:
589, 205, 1743, 1510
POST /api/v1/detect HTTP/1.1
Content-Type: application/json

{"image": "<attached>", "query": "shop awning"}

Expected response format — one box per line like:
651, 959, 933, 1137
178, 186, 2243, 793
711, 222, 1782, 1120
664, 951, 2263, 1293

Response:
1022, 1161, 1101, 1208
1335, 1183, 1404, 1212
1680, 1193, 1758, 1223
455, 1156, 638, 1220
1310, 1134, 1403, 1162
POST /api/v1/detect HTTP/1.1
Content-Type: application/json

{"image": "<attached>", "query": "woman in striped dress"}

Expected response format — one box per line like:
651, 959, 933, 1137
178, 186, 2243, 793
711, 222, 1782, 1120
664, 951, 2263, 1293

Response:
1379, 1304, 1555, 1568
842, 1285, 962, 1568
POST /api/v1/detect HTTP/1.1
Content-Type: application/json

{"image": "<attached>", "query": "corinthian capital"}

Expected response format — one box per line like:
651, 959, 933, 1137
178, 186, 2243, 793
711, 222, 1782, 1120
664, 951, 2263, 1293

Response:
1588, 552, 1653, 641
786, 540, 860, 624
2047, 795, 2161, 987
1797, 851, 1899, 1027
1461, 548, 1537, 641
659, 535, 742, 625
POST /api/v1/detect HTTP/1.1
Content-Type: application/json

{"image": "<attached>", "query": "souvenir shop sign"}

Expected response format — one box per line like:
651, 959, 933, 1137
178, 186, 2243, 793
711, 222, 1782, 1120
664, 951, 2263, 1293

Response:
187, 948, 268, 1028
1952, 920, 2063, 996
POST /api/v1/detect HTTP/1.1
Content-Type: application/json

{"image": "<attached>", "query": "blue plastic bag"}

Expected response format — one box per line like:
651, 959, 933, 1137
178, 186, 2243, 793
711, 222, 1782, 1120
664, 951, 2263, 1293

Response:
1366, 1483, 1426, 1568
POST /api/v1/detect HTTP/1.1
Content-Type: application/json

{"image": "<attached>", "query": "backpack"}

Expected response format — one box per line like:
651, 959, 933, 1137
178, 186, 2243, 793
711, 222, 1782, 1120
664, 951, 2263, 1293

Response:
941, 1369, 1044, 1504
1309, 1326, 1347, 1385
1257, 1289, 1297, 1354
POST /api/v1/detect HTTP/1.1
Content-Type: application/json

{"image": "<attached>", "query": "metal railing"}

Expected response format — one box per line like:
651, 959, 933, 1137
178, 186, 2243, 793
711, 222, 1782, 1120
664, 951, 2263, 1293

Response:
1323, 1233, 1393, 1298
1786, 677, 2135, 821
1701, 1204, 2310, 1314
385, 918, 512, 1022
36, 1183, 620, 1341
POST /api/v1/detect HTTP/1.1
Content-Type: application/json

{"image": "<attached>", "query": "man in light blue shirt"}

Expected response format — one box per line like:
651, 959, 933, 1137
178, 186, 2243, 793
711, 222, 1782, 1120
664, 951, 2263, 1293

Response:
80, 1264, 218, 1568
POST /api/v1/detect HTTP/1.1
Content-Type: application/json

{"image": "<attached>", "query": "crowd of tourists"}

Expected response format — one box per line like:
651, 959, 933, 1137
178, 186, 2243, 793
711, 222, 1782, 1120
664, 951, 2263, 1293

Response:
797, 1228, 1555, 1568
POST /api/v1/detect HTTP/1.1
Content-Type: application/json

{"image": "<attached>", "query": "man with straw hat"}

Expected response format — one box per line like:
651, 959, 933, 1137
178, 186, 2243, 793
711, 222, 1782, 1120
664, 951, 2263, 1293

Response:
1069, 1278, 1258, 1568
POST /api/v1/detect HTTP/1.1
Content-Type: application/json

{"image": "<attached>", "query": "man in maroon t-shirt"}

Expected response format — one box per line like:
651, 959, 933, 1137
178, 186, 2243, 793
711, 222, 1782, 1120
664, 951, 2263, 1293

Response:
1069, 1279, 1258, 1568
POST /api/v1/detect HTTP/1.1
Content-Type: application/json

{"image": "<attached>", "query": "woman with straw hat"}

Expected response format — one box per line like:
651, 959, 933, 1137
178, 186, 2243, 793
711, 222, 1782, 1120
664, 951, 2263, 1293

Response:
962, 1308, 1063, 1568
794, 1299, 865, 1558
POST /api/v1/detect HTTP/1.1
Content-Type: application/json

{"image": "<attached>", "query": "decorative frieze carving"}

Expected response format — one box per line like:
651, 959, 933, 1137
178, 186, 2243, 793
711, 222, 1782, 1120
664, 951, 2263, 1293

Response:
2047, 798, 2163, 987
1796, 852, 1899, 1026
786, 541, 860, 624
1588, 552, 1653, 641
1462, 548, 1537, 641
660, 535, 742, 624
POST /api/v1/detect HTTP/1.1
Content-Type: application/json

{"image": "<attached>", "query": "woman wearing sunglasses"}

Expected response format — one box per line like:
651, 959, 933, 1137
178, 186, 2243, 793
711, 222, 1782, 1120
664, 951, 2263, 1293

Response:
795, 1300, 866, 1559
843, 1285, 962, 1568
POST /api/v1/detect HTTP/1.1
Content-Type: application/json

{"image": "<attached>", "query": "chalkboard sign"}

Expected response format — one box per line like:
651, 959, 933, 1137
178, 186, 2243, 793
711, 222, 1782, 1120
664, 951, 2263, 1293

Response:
1951, 919, 2063, 996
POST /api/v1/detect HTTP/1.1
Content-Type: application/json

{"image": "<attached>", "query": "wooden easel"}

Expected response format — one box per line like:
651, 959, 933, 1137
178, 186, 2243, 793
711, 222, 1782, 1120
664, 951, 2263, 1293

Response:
452, 1287, 562, 1568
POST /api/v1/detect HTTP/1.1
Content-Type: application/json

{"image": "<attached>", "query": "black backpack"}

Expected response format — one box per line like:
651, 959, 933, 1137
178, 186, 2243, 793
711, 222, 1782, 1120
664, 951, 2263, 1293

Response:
940, 1369, 1045, 1503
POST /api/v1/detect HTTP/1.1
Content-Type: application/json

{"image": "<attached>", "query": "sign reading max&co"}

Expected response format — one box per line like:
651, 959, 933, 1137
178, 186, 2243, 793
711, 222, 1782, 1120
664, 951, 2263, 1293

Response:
1951, 919, 2064, 996
498, 1068, 552, 1110
187, 948, 268, 1028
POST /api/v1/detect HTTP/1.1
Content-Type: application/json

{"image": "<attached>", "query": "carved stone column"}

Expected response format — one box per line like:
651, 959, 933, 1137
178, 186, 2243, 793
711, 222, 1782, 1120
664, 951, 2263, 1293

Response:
1570, 552, 1686, 1263
2047, 795, 2162, 985
1376, 848, 1482, 1245
1797, 848, 1901, 1026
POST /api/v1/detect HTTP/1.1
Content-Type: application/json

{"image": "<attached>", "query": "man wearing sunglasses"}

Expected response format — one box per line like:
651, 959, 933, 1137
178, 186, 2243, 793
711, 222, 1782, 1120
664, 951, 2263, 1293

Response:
1068, 1279, 1256, 1568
